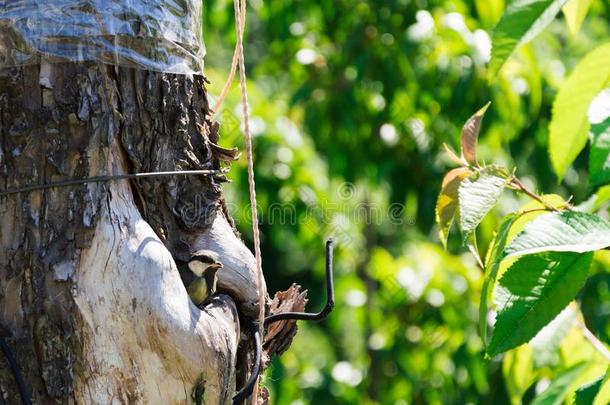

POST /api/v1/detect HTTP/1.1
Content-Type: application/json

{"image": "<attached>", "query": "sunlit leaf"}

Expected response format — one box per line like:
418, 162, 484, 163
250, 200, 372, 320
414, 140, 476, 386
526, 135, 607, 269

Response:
488, 252, 592, 356
505, 211, 610, 257
475, 0, 506, 27
530, 304, 577, 367
436, 167, 472, 248
589, 89, 610, 188
574, 376, 603, 405
443, 143, 468, 166
481, 195, 568, 344
489, 0, 568, 77
529, 362, 587, 405
503, 344, 535, 405
588, 88, 610, 124
458, 166, 511, 241
549, 43, 610, 180
480, 214, 518, 343
461, 102, 491, 166
589, 119, 610, 188
562, 0, 593, 36
508, 194, 567, 241
594, 367, 610, 405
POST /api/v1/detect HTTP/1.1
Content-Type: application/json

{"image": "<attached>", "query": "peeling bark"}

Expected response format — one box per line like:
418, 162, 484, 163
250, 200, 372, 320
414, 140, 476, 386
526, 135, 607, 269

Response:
0, 62, 263, 404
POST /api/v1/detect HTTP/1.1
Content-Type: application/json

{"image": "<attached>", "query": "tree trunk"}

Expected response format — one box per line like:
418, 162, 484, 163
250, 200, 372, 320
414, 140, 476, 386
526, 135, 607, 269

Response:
0, 62, 264, 404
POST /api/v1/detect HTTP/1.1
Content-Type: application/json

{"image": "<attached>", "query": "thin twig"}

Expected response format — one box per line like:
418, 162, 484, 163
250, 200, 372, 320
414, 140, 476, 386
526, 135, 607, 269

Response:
580, 322, 610, 362
509, 177, 562, 211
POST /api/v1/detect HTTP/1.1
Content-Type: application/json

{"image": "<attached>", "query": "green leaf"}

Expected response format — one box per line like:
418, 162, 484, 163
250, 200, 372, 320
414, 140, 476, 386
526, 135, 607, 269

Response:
475, 0, 506, 27
480, 196, 566, 344
461, 102, 491, 166
488, 0, 568, 77
503, 344, 535, 405
487, 252, 592, 356
589, 119, 610, 188
589, 89, 610, 188
505, 211, 610, 257
549, 43, 610, 180
530, 305, 576, 367
436, 167, 472, 248
480, 214, 518, 343
574, 377, 603, 405
530, 362, 587, 405
562, 0, 593, 36
458, 166, 510, 241
594, 367, 610, 405
588, 88, 610, 124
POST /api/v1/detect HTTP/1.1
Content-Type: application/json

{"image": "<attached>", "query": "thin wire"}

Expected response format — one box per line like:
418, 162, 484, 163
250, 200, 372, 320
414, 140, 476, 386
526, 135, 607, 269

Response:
233, 0, 265, 403
0, 169, 222, 197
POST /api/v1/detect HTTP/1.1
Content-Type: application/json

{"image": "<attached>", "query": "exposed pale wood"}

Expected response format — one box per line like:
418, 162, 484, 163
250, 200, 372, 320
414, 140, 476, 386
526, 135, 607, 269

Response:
0, 62, 265, 404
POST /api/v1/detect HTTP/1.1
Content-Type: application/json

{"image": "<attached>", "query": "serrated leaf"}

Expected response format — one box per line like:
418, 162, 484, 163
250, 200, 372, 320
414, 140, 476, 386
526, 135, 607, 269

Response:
436, 168, 472, 248
488, 0, 568, 77
562, 0, 593, 36
505, 211, 610, 257
530, 305, 577, 367
480, 195, 566, 344
461, 102, 491, 166
530, 362, 587, 405
458, 166, 510, 241
487, 252, 592, 356
574, 377, 603, 405
549, 43, 610, 180
480, 214, 518, 343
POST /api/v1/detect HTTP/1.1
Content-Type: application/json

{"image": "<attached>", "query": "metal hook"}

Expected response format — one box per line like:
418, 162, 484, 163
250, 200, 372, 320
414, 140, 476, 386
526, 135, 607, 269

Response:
232, 239, 335, 404
264, 238, 335, 325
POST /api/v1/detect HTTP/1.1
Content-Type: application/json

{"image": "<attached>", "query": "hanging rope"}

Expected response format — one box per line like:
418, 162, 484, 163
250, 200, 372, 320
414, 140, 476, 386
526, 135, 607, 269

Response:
211, 0, 244, 114
230, 0, 266, 403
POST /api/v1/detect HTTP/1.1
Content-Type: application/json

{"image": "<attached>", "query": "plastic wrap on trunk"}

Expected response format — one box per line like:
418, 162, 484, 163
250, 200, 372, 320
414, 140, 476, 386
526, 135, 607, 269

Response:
0, 0, 205, 74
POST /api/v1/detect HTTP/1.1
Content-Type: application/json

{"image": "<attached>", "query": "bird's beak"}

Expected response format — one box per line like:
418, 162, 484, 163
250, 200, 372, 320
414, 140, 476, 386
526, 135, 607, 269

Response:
210, 263, 223, 271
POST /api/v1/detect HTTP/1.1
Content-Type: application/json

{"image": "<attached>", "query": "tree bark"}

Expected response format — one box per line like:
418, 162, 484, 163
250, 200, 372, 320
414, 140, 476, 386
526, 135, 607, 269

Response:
0, 62, 263, 404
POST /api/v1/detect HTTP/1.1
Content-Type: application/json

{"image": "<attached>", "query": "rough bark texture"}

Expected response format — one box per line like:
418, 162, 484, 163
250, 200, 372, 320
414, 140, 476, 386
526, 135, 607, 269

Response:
0, 62, 263, 404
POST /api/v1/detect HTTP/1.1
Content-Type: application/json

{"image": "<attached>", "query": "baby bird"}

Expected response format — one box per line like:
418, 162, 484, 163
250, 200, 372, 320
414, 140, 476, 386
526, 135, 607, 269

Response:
186, 250, 223, 306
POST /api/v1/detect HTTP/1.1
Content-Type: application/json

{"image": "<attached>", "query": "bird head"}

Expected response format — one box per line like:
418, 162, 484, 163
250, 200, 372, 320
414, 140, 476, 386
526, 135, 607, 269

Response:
188, 250, 223, 278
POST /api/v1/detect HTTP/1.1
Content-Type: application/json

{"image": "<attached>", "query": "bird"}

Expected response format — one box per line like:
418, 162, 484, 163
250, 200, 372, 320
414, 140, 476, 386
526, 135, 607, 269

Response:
186, 250, 223, 307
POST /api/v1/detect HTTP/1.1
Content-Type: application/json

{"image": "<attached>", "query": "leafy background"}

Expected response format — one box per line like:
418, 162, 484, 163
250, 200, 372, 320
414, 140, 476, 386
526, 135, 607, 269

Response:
201, 0, 610, 403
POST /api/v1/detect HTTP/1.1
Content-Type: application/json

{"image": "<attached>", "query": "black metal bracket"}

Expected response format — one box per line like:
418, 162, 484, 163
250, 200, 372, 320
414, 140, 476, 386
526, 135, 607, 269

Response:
232, 239, 335, 404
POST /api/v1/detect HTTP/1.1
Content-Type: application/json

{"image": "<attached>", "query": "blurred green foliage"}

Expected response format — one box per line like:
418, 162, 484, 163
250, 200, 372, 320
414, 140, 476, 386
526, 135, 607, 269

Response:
202, 1, 610, 403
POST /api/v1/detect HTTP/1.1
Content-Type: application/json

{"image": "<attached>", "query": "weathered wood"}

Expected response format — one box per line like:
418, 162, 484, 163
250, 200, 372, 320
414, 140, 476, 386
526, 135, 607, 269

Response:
0, 62, 263, 404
